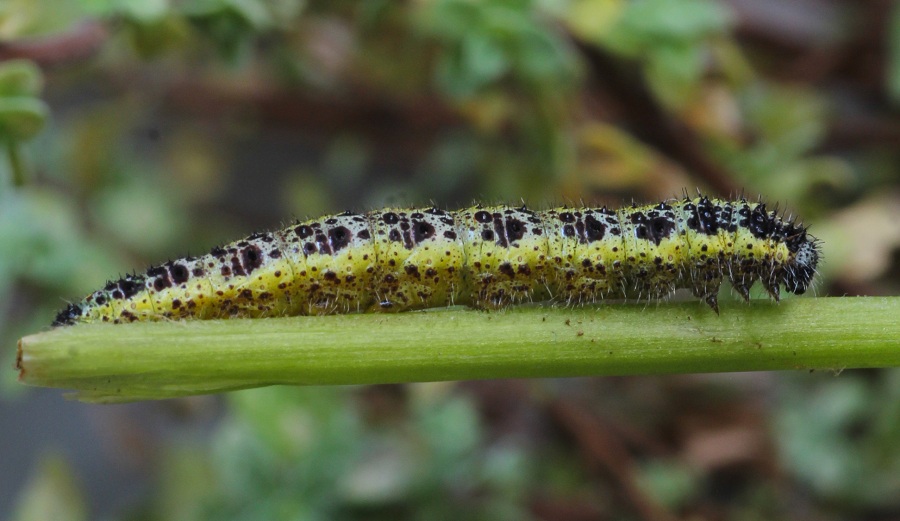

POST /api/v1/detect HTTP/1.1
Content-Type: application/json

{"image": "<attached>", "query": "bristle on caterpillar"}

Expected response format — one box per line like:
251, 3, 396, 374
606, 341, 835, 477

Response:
53, 195, 821, 326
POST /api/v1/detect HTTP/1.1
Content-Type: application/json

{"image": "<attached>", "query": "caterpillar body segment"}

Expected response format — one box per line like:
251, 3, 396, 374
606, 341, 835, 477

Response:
53, 196, 821, 326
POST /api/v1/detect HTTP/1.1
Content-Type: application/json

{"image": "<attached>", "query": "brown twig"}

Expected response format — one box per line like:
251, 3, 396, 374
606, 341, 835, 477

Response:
0, 20, 109, 67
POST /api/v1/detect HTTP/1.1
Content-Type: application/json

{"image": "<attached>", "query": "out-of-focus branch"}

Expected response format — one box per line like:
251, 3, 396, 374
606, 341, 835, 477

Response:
0, 21, 108, 67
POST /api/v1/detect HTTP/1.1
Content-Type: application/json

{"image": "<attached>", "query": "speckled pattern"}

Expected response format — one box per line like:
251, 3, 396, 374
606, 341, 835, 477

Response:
53, 196, 821, 325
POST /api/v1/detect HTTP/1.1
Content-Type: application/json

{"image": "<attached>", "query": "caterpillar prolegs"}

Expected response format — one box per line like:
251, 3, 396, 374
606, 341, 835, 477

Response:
53, 195, 821, 326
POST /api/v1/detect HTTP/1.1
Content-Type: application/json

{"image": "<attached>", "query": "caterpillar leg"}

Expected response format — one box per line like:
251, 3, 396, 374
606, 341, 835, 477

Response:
691, 287, 720, 314
762, 279, 781, 302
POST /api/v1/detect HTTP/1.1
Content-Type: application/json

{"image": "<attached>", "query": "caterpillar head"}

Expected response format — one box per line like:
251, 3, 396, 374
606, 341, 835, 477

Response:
53, 303, 84, 327
783, 233, 820, 295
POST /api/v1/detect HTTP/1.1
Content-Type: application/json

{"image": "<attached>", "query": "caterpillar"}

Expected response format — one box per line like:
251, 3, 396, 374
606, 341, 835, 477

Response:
52, 195, 821, 326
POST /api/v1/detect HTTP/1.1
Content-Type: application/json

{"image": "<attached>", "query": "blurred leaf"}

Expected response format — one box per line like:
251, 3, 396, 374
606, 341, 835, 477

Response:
598, 0, 731, 56
183, 0, 275, 29
0, 60, 48, 145
422, 0, 577, 99
644, 42, 704, 107
90, 177, 187, 255
0, 0, 88, 39
515, 25, 571, 81
415, 394, 482, 482
0, 97, 49, 141
625, 0, 730, 39
707, 84, 835, 194
117, 0, 169, 22
202, 386, 366, 519
10, 453, 87, 521
743, 85, 828, 157
183, 0, 276, 61
562, 0, 625, 43
463, 32, 509, 86
636, 459, 699, 510
125, 14, 193, 58
779, 379, 868, 496
435, 36, 507, 99
339, 438, 415, 505
228, 386, 359, 460
778, 373, 900, 508
0, 60, 44, 97
0, 188, 121, 297
481, 444, 531, 496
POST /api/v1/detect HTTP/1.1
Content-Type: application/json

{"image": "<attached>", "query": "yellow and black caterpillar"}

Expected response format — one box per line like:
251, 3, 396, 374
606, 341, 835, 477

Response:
53, 195, 821, 326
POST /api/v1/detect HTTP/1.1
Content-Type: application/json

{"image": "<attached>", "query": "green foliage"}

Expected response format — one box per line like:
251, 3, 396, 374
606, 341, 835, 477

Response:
569, 0, 731, 107
777, 371, 900, 508
599, 0, 731, 51
143, 387, 534, 520
414, 0, 582, 190
419, 0, 578, 99
636, 459, 699, 510
711, 84, 853, 202
0, 60, 48, 185
0, 0, 89, 38
182, 0, 276, 61
0, 189, 120, 298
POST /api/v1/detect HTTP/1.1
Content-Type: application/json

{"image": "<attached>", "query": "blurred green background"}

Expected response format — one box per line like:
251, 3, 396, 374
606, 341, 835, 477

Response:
2, 1, 899, 519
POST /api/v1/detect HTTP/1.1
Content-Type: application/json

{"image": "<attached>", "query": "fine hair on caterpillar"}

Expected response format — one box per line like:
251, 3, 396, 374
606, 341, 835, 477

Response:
53, 194, 821, 326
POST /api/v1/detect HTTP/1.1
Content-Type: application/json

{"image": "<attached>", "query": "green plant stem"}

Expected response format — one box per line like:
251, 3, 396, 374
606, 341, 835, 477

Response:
16, 297, 900, 402
6, 138, 25, 186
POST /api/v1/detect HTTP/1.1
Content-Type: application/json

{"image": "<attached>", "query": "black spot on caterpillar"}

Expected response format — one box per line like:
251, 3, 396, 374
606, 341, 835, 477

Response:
53, 195, 821, 326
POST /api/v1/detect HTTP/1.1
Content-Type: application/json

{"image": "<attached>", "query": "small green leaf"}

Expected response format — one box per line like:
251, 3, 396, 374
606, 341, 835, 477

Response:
622, 0, 731, 42
118, 0, 169, 22
0, 60, 43, 97
563, 0, 626, 43
645, 43, 704, 108
597, 0, 731, 55
183, 0, 272, 29
0, 97, 48, 140
636, 460, 699, 510
186, 7, 257, 62
516, 28, 570, 80
463, 33, 509, 82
